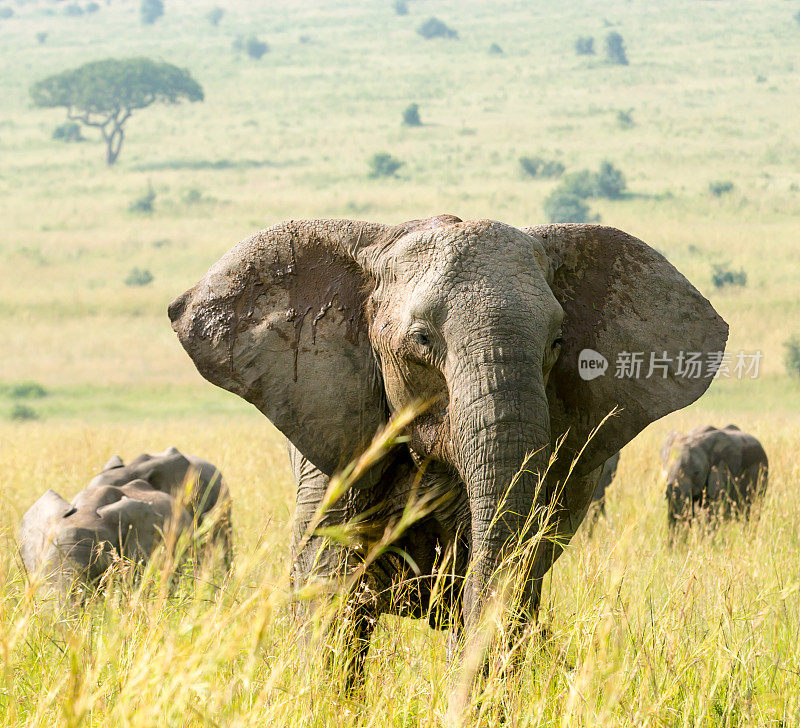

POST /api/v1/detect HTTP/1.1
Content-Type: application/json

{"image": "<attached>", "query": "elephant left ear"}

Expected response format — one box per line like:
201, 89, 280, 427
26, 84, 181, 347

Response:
521, 224, 728, 477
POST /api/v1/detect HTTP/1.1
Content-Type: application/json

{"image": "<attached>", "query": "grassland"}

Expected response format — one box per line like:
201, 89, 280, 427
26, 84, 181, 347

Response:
1, 0, 800, 724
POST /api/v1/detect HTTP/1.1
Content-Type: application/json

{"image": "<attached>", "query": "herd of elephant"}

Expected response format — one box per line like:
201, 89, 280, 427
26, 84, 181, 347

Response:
17, 215, 769, 686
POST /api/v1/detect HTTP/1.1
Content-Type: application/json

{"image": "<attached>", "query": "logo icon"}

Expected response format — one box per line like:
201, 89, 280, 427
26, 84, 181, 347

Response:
578, 349, 608, 380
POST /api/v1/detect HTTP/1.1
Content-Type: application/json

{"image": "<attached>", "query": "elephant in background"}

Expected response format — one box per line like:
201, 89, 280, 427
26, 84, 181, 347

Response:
586, 451, 621, 526
662, 425, 768, 531
169, 215, 727, 681
19, 447, 231, 601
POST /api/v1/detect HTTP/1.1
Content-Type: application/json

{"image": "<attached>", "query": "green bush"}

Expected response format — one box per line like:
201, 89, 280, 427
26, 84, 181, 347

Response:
594, 160, 626, 199
140, 0, 163, 25
124, 267, 154, 287
402, 103, 422, 127
784, 336, 800, 377
11, 404, 38, 421
544, 188, 593, 223
393, 0, 408, 16
711, 263, 747, 288
795, 9, 800, 26
8, 381, 47, 399
206, 6, 224, 26
86, 2, 100, 12
129, 184, 156, 214
52, 121, 83, 142
560, 169, 597, 198
0, 7, 14, 19
36, 31, 48, 44
245, 36, 269, 59
519, 156, 564, 179
368, 152, 403, 178
605, 31, 628, 65
417, 17, 457, 39
709, 180, 734, 196
488, 43, 503, 55
574, 36, 595, 55
616, 109, 634, 128
64, 4, 83, 16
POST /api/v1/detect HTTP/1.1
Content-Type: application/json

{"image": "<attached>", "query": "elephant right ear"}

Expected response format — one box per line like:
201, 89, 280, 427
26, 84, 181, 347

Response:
169, 220, 396, 477
19, 490, 72, 575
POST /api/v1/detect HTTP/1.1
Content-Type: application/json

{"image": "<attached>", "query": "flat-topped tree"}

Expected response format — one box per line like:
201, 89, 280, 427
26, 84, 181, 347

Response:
31, 57, 203, 165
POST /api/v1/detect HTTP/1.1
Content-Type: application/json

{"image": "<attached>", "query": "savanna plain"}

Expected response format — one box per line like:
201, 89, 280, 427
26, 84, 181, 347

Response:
2, 0, 800, 725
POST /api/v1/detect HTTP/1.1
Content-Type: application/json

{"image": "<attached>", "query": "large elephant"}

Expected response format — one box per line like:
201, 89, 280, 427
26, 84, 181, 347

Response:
169, 216, 727, 678
662, 425, 768, 530
19, 447, 231, 600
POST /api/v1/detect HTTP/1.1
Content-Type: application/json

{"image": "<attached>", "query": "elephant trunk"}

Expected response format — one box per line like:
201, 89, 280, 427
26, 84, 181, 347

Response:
450, 359, 551, 628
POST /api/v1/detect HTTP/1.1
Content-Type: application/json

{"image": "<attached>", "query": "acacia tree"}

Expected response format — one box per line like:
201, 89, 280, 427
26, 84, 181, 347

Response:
31, 57, 203, 165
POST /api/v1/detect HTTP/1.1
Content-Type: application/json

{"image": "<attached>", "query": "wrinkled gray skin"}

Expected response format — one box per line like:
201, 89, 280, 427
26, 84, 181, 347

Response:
19, 447, 231, 600
662, 425, 768, 531
587, 451, 620, 525
169, 216, 727, 683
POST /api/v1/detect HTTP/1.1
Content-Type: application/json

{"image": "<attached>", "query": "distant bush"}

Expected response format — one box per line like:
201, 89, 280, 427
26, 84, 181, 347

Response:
0, 7, 13, 19
574, 36, 595, 55
711, 263, 747, 289
64, 3, 83, 16
206, 6, 224, 26
417, 17, 457, 39
140, 0, 163, 25
402, 103, 422, 127
245, 36, 269, 59
52, 121, 84, 142
594, 160, 626, 199
709, 180, 734, 196
36, 31, 48, 44
784, 336, 800, 377
488, 42, 503, 55
368, 152, 403, 178
10, 404, 38, 421
394, 0, 408, 16
519, 156, 564, 179
129, 184, 156, 214
605, 31, 628, 65
795, 9, 800, 26
86, 2, 100, 12
8, 381, 47, 399
125, 267, 154, 287
560, 169, 598, 198
616, 108, 634, 128
544, 188, 593, 223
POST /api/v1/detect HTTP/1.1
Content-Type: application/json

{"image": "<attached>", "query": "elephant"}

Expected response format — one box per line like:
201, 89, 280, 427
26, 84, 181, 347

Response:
19, 447, 231, 600
168, 216, 727, 681
586, 451, 620, 526
662, 425, 768, 530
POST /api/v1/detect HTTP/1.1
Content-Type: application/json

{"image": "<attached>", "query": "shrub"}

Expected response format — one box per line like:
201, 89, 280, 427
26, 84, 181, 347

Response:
402, 103, 422, 127
711, 263, 747, 288
560, 169, 597, 198
519, 156, 564, 179
488, 42, 503, 55
206, 6, 224, 26
417, 17, 457, 39
394, 0, 408, 16
124, 267, 154, 287
64, 3, 84, 16
245, 36, 269, 60
709, 180, 734, 196
86, 2, 100, 12
129, 184, 156, 214
182, 187, 205, 204
784, 336, 800, 377
574, 36, 595, 55
52, 121, 84, 142
544, 188, 593, 223
140, 0, 163, 25
0, 7, 13, 19
368, 152, 403, 178
795, 9, 800, 26
8, 381, 47, 399
605, 31, 628, 65
616, 108, 634, 128
36, 31, 48, 44
10, 404, 38, 421
594, 160, 626, 199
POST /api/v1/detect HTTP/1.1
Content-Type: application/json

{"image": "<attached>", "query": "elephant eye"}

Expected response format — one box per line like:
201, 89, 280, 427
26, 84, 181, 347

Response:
412, 329, 431, 348
552, 336, 565, 350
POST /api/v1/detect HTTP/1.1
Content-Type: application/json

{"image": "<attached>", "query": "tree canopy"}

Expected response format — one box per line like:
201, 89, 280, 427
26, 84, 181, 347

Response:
31, 57, 203, 164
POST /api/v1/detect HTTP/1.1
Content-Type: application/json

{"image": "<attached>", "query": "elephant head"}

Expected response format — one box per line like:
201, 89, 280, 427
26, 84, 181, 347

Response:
169, 217, 727, 622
